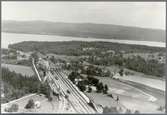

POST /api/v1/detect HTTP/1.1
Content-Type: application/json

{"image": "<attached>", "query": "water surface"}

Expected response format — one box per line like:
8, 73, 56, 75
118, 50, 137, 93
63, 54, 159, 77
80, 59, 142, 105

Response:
2, 32, 165, 48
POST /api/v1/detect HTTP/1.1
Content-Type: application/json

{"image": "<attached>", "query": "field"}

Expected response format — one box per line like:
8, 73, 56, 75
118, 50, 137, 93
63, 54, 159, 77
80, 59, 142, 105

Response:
94, 77, 165, 113
1, 94, 59, 113
1, 64, 34, 76
85, 64, 165, 91
47, 53, 79, 62
118, 75, 165, 91
104, 65, 165, 90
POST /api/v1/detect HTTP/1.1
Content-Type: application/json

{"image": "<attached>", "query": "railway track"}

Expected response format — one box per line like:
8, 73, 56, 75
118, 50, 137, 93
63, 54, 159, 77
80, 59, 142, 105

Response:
47, 72, 84, 113
34, 58, 100, 113
53, 70, 93, 113
54, 69, 96, 113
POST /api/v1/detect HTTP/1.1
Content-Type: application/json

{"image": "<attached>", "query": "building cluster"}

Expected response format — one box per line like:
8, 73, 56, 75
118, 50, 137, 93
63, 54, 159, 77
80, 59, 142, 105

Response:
16, 50, 32, 61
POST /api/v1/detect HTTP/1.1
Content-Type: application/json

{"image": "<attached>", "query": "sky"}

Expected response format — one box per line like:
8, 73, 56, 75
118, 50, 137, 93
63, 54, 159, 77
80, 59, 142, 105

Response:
2, 2, 166, 30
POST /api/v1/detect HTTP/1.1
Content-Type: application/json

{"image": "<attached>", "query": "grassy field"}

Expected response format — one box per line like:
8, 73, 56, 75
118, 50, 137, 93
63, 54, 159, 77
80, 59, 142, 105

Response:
94, 77, 165, 113
1, 94, 59, 113
47, 53, 79, 62
1, 64, 34, 76
97, 77, 149, 100
101, 65, 165, 90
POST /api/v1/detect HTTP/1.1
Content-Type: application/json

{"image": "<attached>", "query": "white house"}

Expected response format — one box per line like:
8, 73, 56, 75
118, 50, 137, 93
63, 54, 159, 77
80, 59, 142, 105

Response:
35, 101, 41, 108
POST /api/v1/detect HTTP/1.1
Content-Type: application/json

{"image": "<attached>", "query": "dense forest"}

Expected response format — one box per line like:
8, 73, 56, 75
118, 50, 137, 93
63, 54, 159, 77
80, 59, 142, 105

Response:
87, 55, 165, 77
1, 68, 50, 103
9, 41, 165, 56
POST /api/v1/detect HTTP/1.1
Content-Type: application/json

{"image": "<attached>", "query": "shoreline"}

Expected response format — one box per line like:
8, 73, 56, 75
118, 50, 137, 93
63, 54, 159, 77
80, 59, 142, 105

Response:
2, 32, 165, 48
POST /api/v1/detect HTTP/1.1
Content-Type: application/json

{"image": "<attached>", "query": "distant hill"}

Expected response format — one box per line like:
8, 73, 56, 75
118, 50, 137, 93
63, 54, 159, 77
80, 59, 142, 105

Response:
2, 20, 165, 42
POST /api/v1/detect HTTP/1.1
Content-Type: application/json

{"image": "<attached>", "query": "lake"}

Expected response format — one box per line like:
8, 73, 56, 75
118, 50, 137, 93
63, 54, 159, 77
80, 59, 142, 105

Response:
2, 32, 166, 48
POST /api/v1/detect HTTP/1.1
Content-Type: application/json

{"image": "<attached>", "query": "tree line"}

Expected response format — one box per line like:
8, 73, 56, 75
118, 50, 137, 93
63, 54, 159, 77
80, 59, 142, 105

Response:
2, 67, 51, 103
88, 55, 165, 77
9, 41, 165, 56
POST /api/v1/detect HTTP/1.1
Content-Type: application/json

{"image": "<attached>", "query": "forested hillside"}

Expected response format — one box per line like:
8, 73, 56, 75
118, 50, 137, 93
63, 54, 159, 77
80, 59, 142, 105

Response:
2, 20, 165, 42
9, 41, 165, 56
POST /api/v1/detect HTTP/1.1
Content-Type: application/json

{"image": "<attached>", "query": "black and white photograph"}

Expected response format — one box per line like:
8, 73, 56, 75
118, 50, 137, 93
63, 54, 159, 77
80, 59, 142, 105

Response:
1, 1, 166, 114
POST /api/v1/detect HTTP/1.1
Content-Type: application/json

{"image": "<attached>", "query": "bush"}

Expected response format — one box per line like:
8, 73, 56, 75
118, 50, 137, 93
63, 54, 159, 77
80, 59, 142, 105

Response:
134, 110, 140, 113
78, 84, 86, 92
87, 87, 92, 93
96, 82, 104, 93
25, 99, 35, 109
103, 84, 108, 94
48, 96, 53, 101
125, 109, 132, 113
77, 81, 86, 92
67, 90, 71, 94
87, 76, 99, 86
119, 68, 124, 76
68, 71, 79, 83
65, 95, 69, 99
107, 94, 113, 98
157, 106, 164, 111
